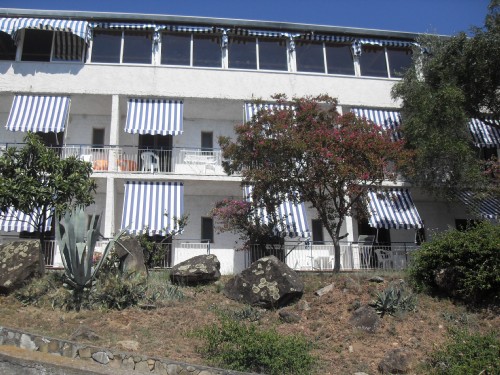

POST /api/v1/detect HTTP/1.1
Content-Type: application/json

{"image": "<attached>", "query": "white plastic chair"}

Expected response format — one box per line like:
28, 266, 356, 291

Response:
141, 151, 160, 172
375, 249, 392, 269
79, 154, 93, 163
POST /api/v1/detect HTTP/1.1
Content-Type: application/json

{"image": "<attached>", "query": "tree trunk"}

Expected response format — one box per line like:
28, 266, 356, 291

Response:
38, 233, 47, 276
332, 239, 341, 273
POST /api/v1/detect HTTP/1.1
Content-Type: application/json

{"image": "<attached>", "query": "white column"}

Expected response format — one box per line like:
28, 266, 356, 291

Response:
109, 95, 120, 171
104, 176, 115, 238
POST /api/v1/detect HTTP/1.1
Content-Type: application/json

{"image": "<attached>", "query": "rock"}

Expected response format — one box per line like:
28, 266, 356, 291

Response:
170, 254, 221, 285
297, 299, 311, 311
91, 351, 109, 364
223, 255, 304, 309
349, 305, 381, 333
116, 340, 140, 351
378, 348, 412, 374
0, 240, 40, 294
70, 326, 100, 341
278, 310, 301, 323
369, 276, 385, 283
343, 277, 362, 293
113, 235, 148, 278
314, 283, 334, 296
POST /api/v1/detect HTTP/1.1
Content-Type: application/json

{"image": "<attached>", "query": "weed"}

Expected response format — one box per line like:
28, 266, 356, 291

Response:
371, 284, 417, 317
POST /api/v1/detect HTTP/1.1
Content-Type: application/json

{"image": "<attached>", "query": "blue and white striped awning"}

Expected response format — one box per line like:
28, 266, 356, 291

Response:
53, 31, 85, 61
91, 22, 156, 30
0, 17, 90, 43
125, 98, 183, 136
351, 108, 402, 141
0, 207, 52, 233
298, 34, 354, 43
244, 102, 292, 123
458, 191, 500, 221
165, 25, 215, 33
232, 29, 283, 38
468, 118, 500, 148
367, 189, 423, 229
244, 185, 310, 238
121, 181, 184, 235
6, 95, 70, 133
352, 38, 415, 55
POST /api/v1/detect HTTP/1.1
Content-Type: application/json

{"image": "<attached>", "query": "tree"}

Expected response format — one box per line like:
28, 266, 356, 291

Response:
391, 0, 500, 197
0, 133, 97, 274
219, 95, 411, 272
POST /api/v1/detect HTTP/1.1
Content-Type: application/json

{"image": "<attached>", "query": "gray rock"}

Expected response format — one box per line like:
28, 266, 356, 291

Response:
349, 305, 381, 333
279, 310, 301, 323
170, 254, 221, 286
343, 277, 362, 293
70, 326, 100, 341
223, 255, 304, 309
378, 348, 412, 374
314, 283, 334, 296
369, 276, 385, 283
0, 241, 40, 294
91, 351, 110, 364
113, 235, 148, 278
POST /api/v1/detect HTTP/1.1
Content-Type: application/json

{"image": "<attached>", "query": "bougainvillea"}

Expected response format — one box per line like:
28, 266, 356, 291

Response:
218, 94, 412, 271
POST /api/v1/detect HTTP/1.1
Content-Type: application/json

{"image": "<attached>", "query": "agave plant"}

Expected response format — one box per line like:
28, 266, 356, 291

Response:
55, 206, 124, 310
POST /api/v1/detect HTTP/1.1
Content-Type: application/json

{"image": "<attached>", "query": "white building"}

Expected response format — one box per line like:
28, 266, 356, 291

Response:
0, 8, 497, 274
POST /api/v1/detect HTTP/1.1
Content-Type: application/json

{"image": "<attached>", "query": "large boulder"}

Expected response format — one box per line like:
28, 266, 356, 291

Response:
378, 348, 413, 374
223, 255, 304, 309
349, 305, 381, 333
0, 240, 40, 294
113, 236, 148, 277
170, 254, 221, 285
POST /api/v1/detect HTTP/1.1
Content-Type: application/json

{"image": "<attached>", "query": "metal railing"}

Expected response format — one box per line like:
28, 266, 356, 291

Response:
245, 242, 419, 271
1, 143, 226, 176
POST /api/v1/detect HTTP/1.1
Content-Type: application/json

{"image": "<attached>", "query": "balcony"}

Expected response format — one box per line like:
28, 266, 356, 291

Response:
1, 143, 227, 176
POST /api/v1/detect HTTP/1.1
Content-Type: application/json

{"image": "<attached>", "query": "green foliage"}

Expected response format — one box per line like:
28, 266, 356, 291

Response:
14, 272, 65, 306
409, 221, 500, 304
194, 316, 316, 375
143, 272, 185, 303
90, 272, 147, 310
209, 304, 263, 322
427, 329, 500, 374
392, 2, 500, 196
0, 133, 97, 273
371, 284, 417, 317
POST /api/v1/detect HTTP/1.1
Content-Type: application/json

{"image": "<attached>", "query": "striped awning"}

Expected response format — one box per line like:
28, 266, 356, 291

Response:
367, 189, 423, 229
0, 17, 90, 43
244, 102, 292, 123
458, 191, 500, 221
468, 118, 500, 148
125, 98, 183, 136
0, 207, 52, 233
6, 95, 70, 133
244, 185, 310, 238
91, 22, 156, 30
351, 108, 402, 141
121, 181, 184, 235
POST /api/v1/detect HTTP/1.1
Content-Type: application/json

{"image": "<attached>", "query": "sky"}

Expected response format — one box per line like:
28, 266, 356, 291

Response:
0, 0, 491, 36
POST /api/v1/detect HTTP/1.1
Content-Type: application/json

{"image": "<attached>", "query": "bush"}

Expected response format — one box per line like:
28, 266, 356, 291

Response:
14, 272, 64, 306
371, 283, 417, 317
409, 221, 500, 304
194, 316, 316, 375
90, 272, 147, 310
428, 329, 500, 374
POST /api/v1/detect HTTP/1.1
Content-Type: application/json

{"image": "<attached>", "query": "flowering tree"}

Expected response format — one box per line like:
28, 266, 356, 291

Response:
219, 95, 411, 272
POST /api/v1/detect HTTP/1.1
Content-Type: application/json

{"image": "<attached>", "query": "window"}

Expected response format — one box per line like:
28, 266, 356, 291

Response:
326, 43, 355, 75
161, 32, 191, 66
91, 30, 121, 63
92, 128, 105, 147
358, 218, 391, 245
201, 217, 214, 243
387, 47, 412, 78
193, 35, 221, 67
296, 40, 324, 73
21, 29, 53, 61
228, 37, 256, 69
201, 131, 213, 152
312, 219, 324, 244
123, 31, 152, 64
91, 30, 153, 64
359, 45, 388, 77
0, 32, 16, 60
258, 39, 288, 71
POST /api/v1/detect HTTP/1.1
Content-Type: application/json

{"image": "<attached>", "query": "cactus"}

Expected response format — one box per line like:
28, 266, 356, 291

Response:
55, 206, 125, 310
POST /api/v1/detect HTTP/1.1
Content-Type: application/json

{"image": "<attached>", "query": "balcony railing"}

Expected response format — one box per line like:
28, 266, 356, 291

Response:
0, 143, 226, 176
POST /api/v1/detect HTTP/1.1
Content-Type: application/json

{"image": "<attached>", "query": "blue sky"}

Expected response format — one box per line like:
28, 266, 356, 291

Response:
0, 0, 490, 35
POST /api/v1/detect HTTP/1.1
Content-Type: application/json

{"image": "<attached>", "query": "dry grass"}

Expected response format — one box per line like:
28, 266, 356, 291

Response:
1, 270, 499, 374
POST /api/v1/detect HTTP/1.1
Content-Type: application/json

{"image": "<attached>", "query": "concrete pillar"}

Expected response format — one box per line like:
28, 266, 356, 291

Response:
109, 95, 120, 171
104, 177, 115, 238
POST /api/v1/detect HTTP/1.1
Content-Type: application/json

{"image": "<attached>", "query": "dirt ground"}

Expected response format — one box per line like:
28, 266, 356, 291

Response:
0, 271, 498, 374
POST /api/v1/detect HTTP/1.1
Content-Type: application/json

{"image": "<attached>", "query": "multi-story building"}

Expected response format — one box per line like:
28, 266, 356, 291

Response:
0, 8, 497, 274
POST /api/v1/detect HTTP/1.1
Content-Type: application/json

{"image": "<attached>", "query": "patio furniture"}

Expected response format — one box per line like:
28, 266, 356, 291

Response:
375, 249, 393, 269
93, 159, 108, 171
141, 151, 160, 172
117, 159, 137, 171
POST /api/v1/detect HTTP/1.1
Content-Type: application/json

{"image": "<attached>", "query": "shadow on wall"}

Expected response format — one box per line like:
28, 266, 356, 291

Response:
2, 61, 86, 76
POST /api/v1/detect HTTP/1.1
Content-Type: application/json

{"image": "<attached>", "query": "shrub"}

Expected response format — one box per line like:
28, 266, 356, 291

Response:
194, 316, 316, 375
371, 283, 417, 317
409, 221, 500, 304
14, 272, 64, 306
428, 329, 500, 374
90, 272, 147, 310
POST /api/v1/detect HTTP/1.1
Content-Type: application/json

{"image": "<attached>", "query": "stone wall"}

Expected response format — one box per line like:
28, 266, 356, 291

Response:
0, 326, 252, 375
